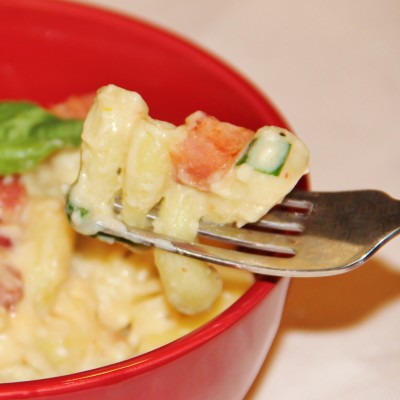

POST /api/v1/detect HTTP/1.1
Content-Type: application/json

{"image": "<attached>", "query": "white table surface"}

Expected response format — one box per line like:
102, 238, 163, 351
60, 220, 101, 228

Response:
76, 1, 400, 398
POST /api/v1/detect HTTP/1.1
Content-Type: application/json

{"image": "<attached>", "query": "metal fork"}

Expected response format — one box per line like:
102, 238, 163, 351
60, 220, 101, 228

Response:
96, 190, 400, 277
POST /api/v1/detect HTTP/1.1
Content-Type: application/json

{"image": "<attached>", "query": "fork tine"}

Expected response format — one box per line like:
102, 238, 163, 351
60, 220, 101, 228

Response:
254, 211, 305, 232
247, 192, 312, 232
116, 193, 308, 247
283, 190, 317, 204
198, 223, 296, 255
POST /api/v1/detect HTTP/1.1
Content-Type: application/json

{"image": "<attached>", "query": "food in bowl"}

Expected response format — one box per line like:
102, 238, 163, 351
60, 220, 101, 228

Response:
0, 85, 309, 383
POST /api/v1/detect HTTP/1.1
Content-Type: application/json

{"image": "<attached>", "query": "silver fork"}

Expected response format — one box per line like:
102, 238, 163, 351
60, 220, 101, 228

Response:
96, 190, 400, 277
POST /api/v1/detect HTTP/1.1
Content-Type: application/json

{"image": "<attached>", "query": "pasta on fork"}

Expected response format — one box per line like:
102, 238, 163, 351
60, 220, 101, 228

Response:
67, 84, 309, 314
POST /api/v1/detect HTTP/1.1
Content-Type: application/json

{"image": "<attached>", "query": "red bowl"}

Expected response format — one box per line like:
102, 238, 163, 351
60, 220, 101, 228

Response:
0, 1, 302, 399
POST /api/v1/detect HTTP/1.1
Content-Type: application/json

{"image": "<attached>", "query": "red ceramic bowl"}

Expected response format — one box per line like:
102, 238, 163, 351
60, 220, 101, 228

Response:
0, 1, 305, 399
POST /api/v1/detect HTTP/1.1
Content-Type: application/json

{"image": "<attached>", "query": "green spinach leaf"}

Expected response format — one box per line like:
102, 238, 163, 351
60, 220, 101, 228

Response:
0, 101, 83, 175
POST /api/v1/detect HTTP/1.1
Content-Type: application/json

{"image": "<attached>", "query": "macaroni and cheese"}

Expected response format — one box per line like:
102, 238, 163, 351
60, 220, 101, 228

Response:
0, 85, 309, 382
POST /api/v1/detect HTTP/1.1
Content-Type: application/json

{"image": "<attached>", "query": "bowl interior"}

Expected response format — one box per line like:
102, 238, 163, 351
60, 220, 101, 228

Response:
1, 0, 289, 129
0, 0, 304, 397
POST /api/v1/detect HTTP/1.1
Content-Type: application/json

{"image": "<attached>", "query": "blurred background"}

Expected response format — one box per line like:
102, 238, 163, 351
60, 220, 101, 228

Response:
76, 1, 400, 398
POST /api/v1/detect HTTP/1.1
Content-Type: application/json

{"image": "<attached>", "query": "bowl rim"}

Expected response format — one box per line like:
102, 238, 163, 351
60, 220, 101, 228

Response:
0, 0, 293, 396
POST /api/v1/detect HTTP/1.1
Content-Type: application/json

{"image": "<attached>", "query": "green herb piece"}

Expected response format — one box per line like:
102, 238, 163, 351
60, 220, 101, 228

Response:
0, 101, 83, 175
65, 197, 89, 221
236, 130, 291, 176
